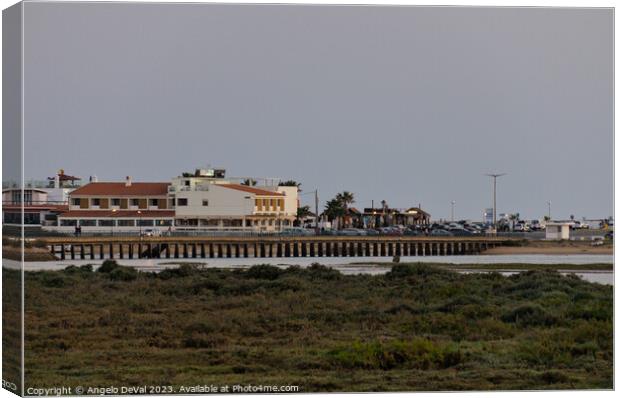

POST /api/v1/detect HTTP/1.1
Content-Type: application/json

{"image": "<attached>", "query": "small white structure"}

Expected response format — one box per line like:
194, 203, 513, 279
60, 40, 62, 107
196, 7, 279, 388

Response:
545, 223, 571, 240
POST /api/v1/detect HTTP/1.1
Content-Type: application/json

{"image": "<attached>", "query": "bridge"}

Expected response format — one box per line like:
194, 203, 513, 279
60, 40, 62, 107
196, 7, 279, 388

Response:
42, 236, 516, 261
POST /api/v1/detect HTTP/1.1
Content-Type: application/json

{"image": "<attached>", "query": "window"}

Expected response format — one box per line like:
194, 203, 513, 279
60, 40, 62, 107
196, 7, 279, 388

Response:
149, 199, 158, 207
155, 219, 172, 226
184, 180, 190, 186
78, 219, 97, 227
91, 198, 101, 206
24, 191, 32, 204
111, 198, 121, 206
118, 219, 135, 227
202, 199, 209, 206
137, 219, 154, 226
60, 219, 77, 227
11, 191, 20, 204
24, 213, 40, 225
178, 198, 188, 206
171, 198, 176, 207
71, 198, 80, 206
131, 199, 140, 207
98, 220, 115, 227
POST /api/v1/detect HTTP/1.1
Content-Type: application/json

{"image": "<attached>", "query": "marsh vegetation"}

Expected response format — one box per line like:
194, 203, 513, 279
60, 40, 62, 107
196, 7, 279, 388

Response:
12, 261, 613, 391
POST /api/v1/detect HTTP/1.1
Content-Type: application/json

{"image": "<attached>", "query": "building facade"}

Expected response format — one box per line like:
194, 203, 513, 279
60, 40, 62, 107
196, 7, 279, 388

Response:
55, 178, 174, 233
43, 168, 299, 233
169, 170, 298, 232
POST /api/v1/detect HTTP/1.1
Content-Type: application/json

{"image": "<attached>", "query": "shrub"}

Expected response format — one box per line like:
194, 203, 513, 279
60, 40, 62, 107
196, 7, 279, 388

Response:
306, 263, 342, 280
501, 303, 557, 326
40, 273, 66, 288
328, 338, 462, 370
539, 370, 570, 384
386, 263, 451, 279
98, 260, 120, 273
108, 266, 138, 281
63, 264, 94, 275
244, 264, 283, 280
159, 264, 202, 279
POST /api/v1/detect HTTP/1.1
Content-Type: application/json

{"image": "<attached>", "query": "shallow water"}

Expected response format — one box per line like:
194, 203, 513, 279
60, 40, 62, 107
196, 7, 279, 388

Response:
5, 254, 614, 285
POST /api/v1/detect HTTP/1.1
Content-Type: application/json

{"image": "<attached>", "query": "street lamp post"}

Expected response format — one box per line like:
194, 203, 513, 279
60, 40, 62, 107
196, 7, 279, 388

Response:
111, 209, 117, 236
547, 201, 552, 220
137, 210, 142, 239
485, 173, 506, 229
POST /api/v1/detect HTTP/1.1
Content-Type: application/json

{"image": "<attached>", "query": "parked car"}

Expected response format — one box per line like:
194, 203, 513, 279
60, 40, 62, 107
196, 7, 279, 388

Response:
451, 229, 473, 236
141, 228, 161, 237
530, 220, 542, 231
282, 227, 314, 236
572, 221, 590, 230
339, 228, 366, 236
430, 229, 453, 237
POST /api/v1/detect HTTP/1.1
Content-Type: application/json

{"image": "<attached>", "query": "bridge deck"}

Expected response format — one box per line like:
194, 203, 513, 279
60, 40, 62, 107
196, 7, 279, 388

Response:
42, 236, 516, 261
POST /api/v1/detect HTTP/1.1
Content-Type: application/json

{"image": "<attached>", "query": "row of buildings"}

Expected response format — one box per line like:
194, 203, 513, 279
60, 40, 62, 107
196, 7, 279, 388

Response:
3, 168, 299, 233
3, 168, 432, 234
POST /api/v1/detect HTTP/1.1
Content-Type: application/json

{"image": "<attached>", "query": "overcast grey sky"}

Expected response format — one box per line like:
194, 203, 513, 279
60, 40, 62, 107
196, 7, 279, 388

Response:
21, 2, 612, 220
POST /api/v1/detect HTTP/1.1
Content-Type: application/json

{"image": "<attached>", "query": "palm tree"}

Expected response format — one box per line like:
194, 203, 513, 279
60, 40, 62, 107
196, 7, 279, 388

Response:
509, 213, 518, 230
241, 178, 257, 186
295, 205, 312, 226
336, 191, 355, 228
324, 199, 345, 227
279, 180, 301, 188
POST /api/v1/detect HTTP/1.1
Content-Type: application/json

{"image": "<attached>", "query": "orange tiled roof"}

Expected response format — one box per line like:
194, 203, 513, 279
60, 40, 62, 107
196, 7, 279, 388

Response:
58, 210, 174, 218
219, 184, 284, 196
69, 182, 170, 196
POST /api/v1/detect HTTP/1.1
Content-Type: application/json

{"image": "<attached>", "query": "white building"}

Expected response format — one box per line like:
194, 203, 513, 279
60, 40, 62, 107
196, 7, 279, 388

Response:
545, 223, 571, 240
169, 169, 298, 231
44, 168, 299, 233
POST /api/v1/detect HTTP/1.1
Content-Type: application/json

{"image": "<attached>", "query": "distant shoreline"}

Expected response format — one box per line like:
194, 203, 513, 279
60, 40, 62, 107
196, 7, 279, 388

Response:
483, 240, 613, 255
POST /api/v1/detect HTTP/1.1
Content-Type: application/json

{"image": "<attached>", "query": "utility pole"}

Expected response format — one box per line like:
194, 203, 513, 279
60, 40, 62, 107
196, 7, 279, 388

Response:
485, 173, 506, 229
314, 190, 319, 236
451, 201, 455, 222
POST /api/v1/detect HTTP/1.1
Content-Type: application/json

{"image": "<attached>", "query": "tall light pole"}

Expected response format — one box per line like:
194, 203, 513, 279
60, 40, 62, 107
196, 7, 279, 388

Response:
111, 209, 117, 236
547, 201, 551, 220
137, 210, 142, 239
451, 201, 456, 222
485, 173, 506, 229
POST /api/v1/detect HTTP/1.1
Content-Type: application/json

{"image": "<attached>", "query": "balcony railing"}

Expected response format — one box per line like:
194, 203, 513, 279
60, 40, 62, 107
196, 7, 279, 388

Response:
3, 200, 69, 206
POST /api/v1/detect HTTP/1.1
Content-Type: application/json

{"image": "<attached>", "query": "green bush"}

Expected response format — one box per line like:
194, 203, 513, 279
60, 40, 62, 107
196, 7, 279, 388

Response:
306, 263, 342, 280
159, 264, 202, 279
98, 260, 120, 273
501, 303, 557, 326
244, 264, 284, 280
39, 273, 66, 288
386, 263, 452, 279
108, 266, 138, 281
328, 338, 462, 370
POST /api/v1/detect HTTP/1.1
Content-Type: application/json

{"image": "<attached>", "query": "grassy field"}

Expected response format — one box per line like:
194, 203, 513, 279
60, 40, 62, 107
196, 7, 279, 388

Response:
9, 261, 614, 392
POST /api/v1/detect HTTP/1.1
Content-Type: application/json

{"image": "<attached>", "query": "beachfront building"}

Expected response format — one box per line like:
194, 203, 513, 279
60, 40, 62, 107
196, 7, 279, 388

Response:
55, 177, 174, 233
169, 169, 298, 232
361, 206, 430, 228
42, 168, 299, 233
2, 170, 79, 229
